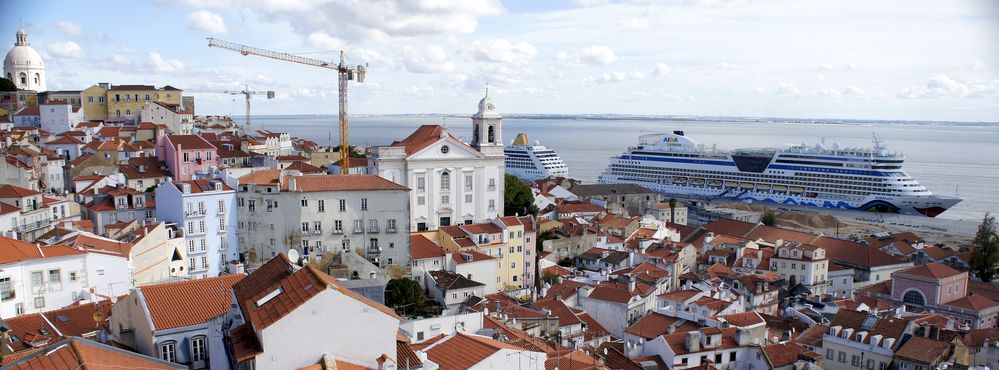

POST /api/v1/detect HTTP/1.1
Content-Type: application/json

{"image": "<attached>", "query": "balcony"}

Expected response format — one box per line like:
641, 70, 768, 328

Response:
353, 228, 365, 234
332, 229, 344, 234
184, 210, 204, 217
367, 247, 382, 255
14, 219, 51, 232
217, 227, 228, 234
368, 226, 379, 233
188, 229, 206, 236
302, 229, 322, 236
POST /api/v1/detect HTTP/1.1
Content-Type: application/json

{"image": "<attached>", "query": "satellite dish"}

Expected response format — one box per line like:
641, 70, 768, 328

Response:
288, 248, 300, 262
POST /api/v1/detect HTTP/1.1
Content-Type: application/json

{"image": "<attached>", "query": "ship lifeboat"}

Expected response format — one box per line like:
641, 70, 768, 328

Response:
773, 185, 788, 193
690, 178, 706, 186
673, 177, 688, 184
708, 180, 723, 187
755, 184, 771, 191
789, 186, 804, 194
724, 181, 739, 188
740, 182, 754, 189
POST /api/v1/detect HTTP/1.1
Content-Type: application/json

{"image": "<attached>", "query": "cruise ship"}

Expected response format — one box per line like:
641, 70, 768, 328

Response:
598, 131, 961, 217
505, 133, 569, 181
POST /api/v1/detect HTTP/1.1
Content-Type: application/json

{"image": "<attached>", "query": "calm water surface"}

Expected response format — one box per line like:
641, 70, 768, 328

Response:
245, 115, 999, 221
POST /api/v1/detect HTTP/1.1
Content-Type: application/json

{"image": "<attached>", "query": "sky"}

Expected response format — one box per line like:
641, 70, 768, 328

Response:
2, 0, 998, 122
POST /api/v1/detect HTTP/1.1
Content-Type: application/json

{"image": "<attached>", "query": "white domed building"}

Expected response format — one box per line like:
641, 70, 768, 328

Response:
4, 26, 46, 91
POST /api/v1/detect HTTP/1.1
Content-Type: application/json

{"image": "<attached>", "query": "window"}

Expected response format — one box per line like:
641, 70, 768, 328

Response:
387, 219, 396, 231
191, 335, 208, 362
334, 220, 343, 233
0, 277, 13, 301
441, 172, 450, 190
218, 200, 225, 213
34, 297, 45, 309
31, 271, 43, 286
189, 258, 196, 270
48, 269, 61, 283
418, 196, 425, 205
417, 176, 426, 192
97, 269, 105, 276
361, 198, 368, 211
488, 199, 496, 211
201, 256, 208, 269
248, 200, 256, 212
369, 219, 378, 232
867, 359, 875, 369
465, 194, 472, 203
465, 175, 473, 191
339, 199, 346, 212
69, 272, 77, 281
302, 222, 310, 232
488, 178, 496, 190
441, 195, 450, 204
903, 290, 926, 306
314, 221, 322, 232
200, 239, 207, 251
160, 341, 177, 363
301, 198, 308, 207
318, 200, 325, 212
852, 355, 860, 366
838, 351, 846, 363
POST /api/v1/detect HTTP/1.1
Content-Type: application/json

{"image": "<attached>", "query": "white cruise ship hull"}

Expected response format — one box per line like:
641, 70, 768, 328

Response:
598, 131, 962, 217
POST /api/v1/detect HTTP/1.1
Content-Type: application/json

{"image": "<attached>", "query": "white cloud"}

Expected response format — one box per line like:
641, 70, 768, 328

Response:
774, 83, 803, 98
557, 45, 618, 67
714, 62, 740, 70
354, 48, 395, 68
402, 44, 456, 74
186, 10, 228, 35
585, 70, 646, 84
969, 59, 986, 71
147, 53, 185, 74
465, 38, 537, 65
617, 17, 650, 31
895, 74, 999, 99
48, 41, 84, 58
306, 32, 345, 51
652, 63, 671, 77
57, 21, 82, 38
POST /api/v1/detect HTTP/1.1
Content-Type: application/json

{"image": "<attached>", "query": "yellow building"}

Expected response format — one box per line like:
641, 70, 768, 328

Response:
81, 83, 183, 122
82, 83, 109, 121
436, 216, 533, 292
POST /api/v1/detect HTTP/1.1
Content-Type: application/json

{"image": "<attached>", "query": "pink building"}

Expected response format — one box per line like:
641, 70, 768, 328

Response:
887, 262, 999, 329
156, 135, 217, 181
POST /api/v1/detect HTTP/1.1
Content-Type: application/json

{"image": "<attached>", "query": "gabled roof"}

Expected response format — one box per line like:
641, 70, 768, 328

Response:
139, 274, 245, 330
420, 333, 529, 370
429, 270, 485, 291
4, 313, 61, 353
624, 312, 702, 340
42, 300, 114, 338
945, 294, 999, 311
896, 262, 964, 280
390, 124, 479, 156
894, 336, 952, 365
761, 342, 818, 368
0, 236, 88, 265
0, 184, 41, 198
411, 234, 445, 260
291, 174, 408, 192
164, 134, 215, 150
4, 337, 185, 370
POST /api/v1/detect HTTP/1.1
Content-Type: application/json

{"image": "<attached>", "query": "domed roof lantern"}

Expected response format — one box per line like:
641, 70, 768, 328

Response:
15, 25, 28, 46
473, 85, 501, 119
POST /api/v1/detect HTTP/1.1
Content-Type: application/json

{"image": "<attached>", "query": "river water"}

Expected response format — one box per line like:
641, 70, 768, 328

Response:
245, 115, 999, 221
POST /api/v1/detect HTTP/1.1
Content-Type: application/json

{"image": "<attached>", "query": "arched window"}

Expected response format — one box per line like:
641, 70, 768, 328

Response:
5, 72, 10, 80
903, 290, 926, 306
19, 72, 26, 85
33, 73, 39, 84
115, 110, 121, 118
487, 126, 495, 143
440, 171, 450, 190
125, 109, 131, 116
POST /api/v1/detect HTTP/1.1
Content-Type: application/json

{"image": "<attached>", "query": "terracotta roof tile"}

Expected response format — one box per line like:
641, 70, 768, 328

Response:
4, 337, 185, 370
140, 274, 245, 330
42, 300, 114, 338
165, 135, 216, 150
761, 342, 818, 368
897, 262, 964, 280
422, 333, 530, 370
411, 234, 445, 260
624, 312, 702, 339
291, 174, 407, 192
894, 336, 952, 364
0, 184, 41, 197
4, 313, 61, 353
945, 294, 999, 311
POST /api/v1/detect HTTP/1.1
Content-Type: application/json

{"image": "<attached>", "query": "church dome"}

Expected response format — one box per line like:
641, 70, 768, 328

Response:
3, 26, 46, 91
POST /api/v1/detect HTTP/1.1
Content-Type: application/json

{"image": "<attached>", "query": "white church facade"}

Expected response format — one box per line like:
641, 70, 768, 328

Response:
368, 93, 506, 231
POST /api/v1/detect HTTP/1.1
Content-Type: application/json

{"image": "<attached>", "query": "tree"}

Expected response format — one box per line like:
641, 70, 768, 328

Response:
504, 173, 538, 216
0, 78, 15, 92
537, 230, 555, 253
541, 270, 559, 286
762, 210, 778, 227
385, 278, 425, 316
331, 145, 365, 158
970, 213, 999, 281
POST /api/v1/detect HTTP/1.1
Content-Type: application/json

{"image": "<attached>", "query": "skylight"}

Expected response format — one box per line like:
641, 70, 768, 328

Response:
255, 287, 283, 307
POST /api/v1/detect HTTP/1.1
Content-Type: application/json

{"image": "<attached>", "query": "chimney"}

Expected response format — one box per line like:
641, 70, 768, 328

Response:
685, 331, 702, 352
735, 328, 750, 346
628, 275, 637, 293
288, 177, 297, 192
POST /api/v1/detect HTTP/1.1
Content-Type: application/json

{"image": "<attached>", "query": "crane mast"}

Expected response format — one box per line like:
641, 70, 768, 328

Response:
208, 37, 365, 175
188, 85, 274, 133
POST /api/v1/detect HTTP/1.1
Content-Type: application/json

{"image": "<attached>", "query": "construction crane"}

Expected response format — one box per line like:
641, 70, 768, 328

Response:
187, 85, 275, 133
207, 37, 366, 175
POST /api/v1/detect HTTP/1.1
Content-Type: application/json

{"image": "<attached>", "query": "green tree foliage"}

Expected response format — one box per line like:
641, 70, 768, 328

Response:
331, 145, 366, 158
385, 278, 425, 316
0, 78, 16, 92
541, 270, 559, 286
970, 213, 999, 282
504, 173, 538, 216
536, 230, 555, 253
762, 210, 778, 227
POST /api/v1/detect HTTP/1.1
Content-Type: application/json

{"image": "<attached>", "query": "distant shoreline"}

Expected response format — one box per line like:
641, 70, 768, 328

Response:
238, 113, 999, 126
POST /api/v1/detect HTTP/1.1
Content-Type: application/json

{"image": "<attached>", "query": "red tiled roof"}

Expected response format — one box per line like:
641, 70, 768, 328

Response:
761, 342, 818, 368
717, 311, 765, 327
945, 294, 999, 311
291, 174, 408, 192
0, 184, 41, 198
897, 261, 964, 280
894, 336, 952, 365
4, 313, 61, 352
411, 234, 445, 260
624, 312, 702, 339
422, 333, 529, 370
165, 135, 216, 150
140, 274, 245, 330
461, 223, 503, 235
4, 337, 184, 370
391, 125, 478, 156
43, 300, 114, 338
